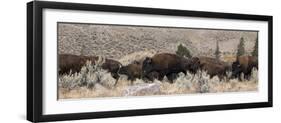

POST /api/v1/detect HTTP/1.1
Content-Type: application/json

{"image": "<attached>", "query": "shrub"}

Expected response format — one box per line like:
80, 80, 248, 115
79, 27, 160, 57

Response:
252, 37, 258, 57
59, 56, 259, 98
237, 37, 245, 57
58, 57, 117, 90
59, 73, 83, 91
176, 44, 192, 58
215, 41, 221, 60
250, 68, 258, 82
197, 70, 210, 93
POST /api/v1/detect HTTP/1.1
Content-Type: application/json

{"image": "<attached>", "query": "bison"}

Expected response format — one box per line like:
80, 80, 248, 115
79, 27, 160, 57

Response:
59, 54, 122, 79
142, 53, 201, 82
59, 54, 92, 75
145, 71, 160, 81
231, 55, 258, 80
197, 57, 232, 80
118, 61, 160, 82
118, 61, 142, 81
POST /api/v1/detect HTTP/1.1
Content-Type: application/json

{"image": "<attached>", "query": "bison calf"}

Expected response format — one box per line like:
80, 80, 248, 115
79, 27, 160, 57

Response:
118, 61, 142, 81
119, 61, 160, 83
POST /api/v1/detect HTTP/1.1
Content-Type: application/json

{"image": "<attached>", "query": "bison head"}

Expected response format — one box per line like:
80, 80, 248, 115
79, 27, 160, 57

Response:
231, 61, 242, 78
142, 57, 154, 76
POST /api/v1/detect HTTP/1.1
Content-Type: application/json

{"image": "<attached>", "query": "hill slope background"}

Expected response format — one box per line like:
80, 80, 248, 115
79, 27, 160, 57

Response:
58, 23, 258, 60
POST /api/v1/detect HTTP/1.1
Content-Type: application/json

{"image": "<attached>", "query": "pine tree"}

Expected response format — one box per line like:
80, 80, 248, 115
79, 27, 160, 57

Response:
252, 37, 258, 57
176, 44, 192, 58
237, 37, 245, 57
215, 41, 221, 60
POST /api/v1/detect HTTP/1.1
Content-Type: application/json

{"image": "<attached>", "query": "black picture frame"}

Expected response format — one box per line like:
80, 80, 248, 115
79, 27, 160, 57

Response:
27, 1, 273, 122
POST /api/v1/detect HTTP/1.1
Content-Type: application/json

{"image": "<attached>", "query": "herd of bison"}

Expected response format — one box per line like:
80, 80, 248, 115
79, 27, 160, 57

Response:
59, 53, 258, 85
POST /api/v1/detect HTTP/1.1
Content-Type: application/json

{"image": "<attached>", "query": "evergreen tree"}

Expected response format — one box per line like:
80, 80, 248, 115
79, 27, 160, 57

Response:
252, 37, 258, 57
215, 41, 221, 60
176, 44, 192, 58
237, 37, 245, 57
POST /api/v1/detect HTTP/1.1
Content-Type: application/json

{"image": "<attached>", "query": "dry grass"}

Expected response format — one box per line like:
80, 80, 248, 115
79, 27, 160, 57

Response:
222, 54, 237, 62
59, 80, 257, 99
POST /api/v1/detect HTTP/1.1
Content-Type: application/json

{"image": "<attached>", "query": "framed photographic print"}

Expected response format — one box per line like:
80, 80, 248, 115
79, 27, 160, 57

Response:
27, 1, 273, 122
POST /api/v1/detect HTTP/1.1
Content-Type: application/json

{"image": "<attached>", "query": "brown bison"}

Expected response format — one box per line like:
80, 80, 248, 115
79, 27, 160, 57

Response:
142, 53, 201, 82
145, 71, 160, 81
119, 61, 142, 81
231, 55, 258, 80
197, 57, 232, 80
59, 54, 122, 79
119, 61, 160, 82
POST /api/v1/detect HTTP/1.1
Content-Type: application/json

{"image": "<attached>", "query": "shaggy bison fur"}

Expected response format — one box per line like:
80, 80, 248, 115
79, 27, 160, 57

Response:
59, 54, 122, 79
119, 61, 160, 82
197, 57, 232, 80
119, 61, 142, 81
142, 53, 201, 82
231, 55, 258, 80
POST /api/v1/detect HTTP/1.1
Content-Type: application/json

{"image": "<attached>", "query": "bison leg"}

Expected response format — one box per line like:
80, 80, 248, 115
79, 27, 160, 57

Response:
218, 75, 225, 82
145, 72, 159, 81
167, 73, 178, 83
245, 73, 251, 80
111, 73, 119, 80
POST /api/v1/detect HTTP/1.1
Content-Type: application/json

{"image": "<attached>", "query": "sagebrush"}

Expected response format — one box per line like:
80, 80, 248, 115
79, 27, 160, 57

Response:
58, 62, 258, 99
